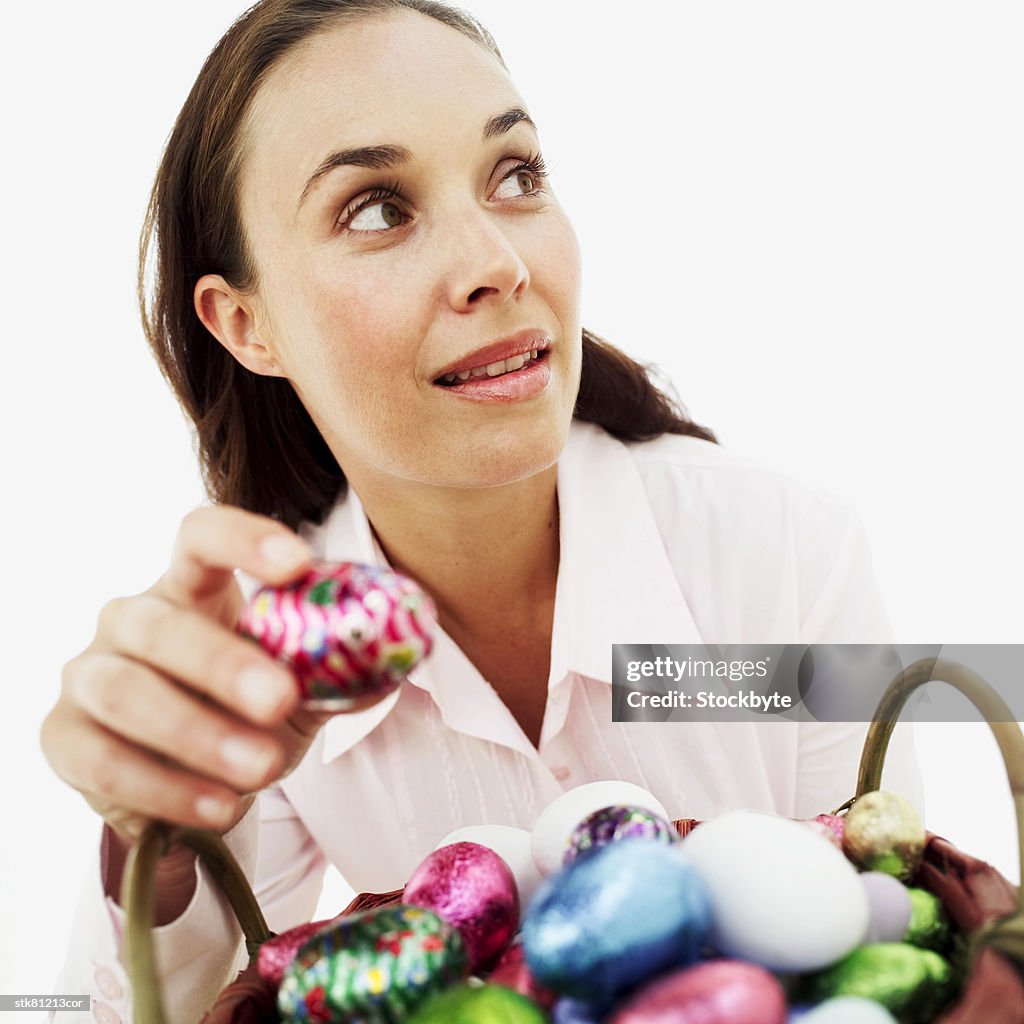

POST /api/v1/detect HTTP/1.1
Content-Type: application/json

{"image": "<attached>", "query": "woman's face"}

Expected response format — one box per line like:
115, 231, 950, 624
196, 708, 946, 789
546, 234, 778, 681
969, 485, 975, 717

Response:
233, 10, 582, 493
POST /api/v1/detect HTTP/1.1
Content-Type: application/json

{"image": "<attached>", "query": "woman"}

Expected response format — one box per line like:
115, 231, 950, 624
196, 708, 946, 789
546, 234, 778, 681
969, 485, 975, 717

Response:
42, 1, 921, 1020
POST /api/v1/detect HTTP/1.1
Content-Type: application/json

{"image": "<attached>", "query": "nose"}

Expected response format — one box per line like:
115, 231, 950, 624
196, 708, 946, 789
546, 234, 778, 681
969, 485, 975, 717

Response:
443, 206, 530, 312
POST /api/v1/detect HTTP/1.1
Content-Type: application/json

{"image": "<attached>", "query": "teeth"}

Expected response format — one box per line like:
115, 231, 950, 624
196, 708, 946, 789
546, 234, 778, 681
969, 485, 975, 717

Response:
440, 349, 543, 385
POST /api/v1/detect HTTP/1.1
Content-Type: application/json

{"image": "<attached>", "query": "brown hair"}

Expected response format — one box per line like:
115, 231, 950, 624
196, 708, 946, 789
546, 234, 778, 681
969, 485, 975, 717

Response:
139, 0, 718, 531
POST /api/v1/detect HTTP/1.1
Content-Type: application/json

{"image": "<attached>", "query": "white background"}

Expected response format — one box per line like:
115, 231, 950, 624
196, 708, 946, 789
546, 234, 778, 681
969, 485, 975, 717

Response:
2, 0, 1021, 1007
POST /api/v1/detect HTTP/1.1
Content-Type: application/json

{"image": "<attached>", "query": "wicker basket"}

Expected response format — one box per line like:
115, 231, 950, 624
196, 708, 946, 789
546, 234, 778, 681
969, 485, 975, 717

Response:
122, 657, 1024, 1023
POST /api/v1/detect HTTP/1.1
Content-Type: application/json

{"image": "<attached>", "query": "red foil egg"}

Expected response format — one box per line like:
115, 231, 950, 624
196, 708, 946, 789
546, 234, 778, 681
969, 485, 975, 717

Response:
489, 942, 558, 1010
238, 561, 436, 707
403, 841, 519, 973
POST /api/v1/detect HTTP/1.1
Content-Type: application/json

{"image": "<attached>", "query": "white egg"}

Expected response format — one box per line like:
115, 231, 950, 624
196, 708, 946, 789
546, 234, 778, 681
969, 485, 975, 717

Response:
434, 824, 543, 906
791, 996, 898, 1023
681, 810, 869, 972
530, 781, 670, 877
860, 871, 912, 943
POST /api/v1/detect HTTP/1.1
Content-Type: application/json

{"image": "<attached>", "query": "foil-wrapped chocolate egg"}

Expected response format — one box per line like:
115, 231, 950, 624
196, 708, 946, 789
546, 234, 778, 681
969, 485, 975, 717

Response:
608, 960, 788, 1024
489, 942, 557, 1010
522, 839, 710, 1003
564, 804, 676, 866
257, 917, 335, 985
277, 904, 467, 1023
904, 887, 951, 952
842, 791, 926, 882
238, 561, 436, 707
435, 825, 543, 907
798, 942, 956, 1023
531, 781, 670, 877
406, 983, 547, 1023
403, 842, 519, 973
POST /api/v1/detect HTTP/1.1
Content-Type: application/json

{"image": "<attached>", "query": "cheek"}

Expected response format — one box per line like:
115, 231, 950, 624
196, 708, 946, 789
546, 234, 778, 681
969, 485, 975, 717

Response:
534, 209, 582, 317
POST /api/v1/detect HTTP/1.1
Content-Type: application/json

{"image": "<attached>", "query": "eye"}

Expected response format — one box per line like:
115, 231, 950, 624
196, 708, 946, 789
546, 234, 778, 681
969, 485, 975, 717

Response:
347, 197, 406, 233
492, 155, 549, 201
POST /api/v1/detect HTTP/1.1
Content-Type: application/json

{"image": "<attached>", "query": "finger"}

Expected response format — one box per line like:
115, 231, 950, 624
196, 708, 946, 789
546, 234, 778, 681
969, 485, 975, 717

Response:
67, 652, 284, 793
41, 706, 244, 833
91, 596, 298, 725
157, 505, 312, 606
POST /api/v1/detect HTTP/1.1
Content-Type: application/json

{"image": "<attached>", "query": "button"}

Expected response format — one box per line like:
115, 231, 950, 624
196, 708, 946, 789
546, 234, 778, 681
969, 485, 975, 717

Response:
92, 1000, 121, 1024
552, 765, 571, 781
93, 967, 123, 1002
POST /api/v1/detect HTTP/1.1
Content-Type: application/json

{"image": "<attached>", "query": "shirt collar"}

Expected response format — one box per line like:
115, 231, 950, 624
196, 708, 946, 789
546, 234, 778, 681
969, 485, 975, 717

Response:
303, 421, 702, 764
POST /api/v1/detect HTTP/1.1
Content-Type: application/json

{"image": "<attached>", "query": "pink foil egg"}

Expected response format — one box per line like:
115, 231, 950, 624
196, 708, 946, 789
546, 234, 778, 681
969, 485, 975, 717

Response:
238, 560, 436, 707
608, 960, 788, 1024
256, 918, 335, 985
403, 841, 519, 973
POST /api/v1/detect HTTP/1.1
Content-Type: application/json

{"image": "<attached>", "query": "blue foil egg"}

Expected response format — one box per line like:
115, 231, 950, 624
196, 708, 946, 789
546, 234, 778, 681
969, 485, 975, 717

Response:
522, 839, 711, 1003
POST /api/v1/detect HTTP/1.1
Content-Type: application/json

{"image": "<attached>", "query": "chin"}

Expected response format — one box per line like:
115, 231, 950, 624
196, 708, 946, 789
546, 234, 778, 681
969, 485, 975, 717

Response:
435, 421, 568, 491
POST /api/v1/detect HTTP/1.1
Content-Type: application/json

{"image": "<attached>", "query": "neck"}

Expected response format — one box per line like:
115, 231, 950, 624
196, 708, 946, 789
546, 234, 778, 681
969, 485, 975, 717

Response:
348, 465, 560, 636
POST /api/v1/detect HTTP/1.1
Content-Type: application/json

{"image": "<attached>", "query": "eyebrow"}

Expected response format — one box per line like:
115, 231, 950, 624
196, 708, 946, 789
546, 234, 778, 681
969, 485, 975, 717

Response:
296, 106, 537, 210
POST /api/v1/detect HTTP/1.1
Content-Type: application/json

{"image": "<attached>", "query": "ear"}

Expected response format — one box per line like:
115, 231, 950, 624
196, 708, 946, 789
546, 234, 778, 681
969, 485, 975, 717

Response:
194, 274, 285, 378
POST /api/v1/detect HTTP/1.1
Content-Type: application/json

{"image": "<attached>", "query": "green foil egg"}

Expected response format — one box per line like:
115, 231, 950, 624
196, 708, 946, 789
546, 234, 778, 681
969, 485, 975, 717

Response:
903, 888, 952, 952
799, 942, 958, 1024
277, 904, 469, 1023
407, 983, 548, 1023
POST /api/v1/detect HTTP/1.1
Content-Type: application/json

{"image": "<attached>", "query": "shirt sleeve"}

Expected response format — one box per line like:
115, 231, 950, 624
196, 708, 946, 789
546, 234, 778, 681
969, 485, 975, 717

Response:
51, 784, 329, 1024
793, 505, 926, 822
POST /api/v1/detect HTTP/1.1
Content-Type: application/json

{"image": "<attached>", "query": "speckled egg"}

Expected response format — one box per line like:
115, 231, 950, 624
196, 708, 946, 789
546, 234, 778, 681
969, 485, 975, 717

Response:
403, 842, 518, 972
435, 825, 543, 906
565, 804, 676, 866
522, 839, 710, 1003
680, 811, 868, 972
531, 781, 670, 876
277, 904, 468, 1024
608, 960, 788, 1024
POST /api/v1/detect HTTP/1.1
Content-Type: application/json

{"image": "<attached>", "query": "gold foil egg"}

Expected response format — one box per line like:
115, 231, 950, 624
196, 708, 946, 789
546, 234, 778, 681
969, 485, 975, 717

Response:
842, 791, 926, 882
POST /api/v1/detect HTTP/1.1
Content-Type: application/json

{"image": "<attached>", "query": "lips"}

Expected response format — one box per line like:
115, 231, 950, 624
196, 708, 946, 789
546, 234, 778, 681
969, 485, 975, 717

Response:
432, 330, 552, 385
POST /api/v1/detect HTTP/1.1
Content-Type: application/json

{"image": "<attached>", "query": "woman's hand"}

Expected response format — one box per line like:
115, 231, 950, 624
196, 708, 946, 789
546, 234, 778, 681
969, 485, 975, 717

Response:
41, 505, 374, 847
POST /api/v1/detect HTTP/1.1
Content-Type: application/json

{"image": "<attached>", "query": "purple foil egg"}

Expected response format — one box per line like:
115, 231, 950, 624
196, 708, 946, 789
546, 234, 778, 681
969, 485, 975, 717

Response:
565, 804, 676, 866
608, 960, 788, 1024
404, 841, 519, 973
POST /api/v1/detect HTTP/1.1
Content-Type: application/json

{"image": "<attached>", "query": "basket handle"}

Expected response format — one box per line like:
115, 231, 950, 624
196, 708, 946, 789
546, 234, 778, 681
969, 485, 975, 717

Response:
841, 656, 1024, 970
122, 821, 272, 1024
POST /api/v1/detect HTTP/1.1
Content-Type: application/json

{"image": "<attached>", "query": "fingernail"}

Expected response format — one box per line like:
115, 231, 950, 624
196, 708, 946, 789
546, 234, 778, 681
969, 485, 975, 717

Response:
220, 736, 275, 777
195, 794, 234, 826
260, 532, 310, 569
237, 666, 292, 718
